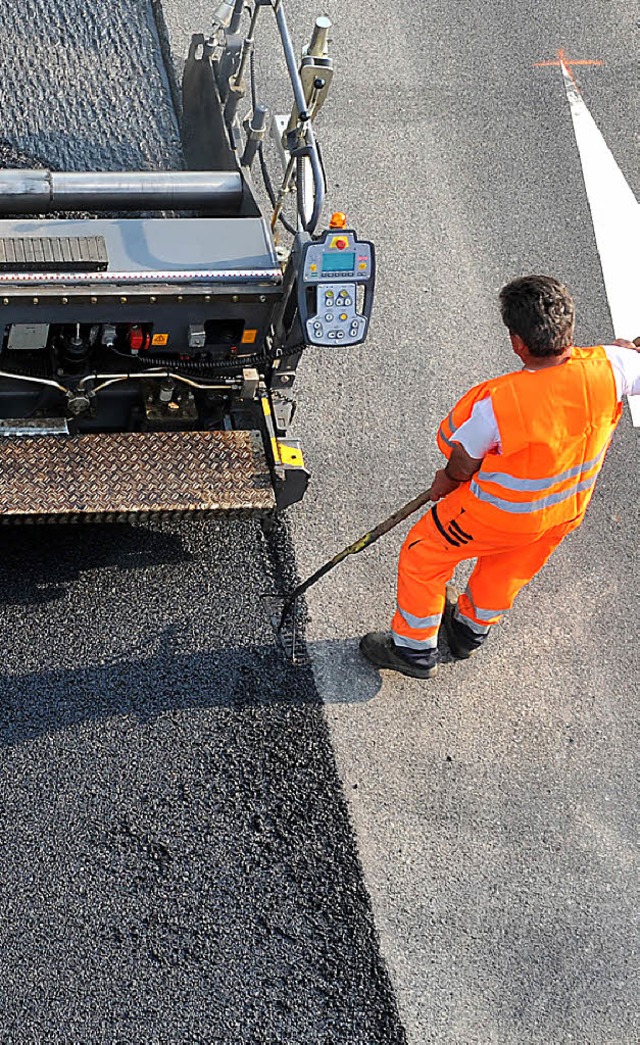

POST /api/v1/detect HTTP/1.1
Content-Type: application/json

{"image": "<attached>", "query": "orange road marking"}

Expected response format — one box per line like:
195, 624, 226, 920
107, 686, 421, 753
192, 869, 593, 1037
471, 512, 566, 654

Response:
534, 48, 604, 83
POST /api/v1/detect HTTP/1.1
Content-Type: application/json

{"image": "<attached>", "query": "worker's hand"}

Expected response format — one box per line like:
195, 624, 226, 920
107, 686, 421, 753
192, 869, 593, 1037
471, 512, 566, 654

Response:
612, 338, 640, 352
427, 468, 461, 501
428, 444, 483, 500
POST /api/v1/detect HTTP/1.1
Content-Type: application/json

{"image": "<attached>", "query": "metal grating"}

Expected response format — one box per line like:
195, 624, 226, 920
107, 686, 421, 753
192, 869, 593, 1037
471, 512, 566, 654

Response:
0, 236, 108, 272
0, 429, 275, 518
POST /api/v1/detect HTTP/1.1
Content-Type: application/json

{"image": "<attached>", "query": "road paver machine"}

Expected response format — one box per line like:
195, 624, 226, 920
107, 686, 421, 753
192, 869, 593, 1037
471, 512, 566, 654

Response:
0, 0, 375, 521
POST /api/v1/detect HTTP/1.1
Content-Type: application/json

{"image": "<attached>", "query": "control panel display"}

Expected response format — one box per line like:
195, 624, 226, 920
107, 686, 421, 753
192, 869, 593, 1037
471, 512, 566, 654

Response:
321, 252, 355, 274
296, 229, 375, 348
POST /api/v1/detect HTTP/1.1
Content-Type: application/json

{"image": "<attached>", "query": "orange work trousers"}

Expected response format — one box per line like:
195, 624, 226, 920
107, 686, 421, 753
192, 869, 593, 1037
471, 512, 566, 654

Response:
391, 486, 579, 653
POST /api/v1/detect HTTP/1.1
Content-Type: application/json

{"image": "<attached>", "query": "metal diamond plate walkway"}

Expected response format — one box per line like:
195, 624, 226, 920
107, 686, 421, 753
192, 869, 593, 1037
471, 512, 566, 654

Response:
0, 430, 275, 520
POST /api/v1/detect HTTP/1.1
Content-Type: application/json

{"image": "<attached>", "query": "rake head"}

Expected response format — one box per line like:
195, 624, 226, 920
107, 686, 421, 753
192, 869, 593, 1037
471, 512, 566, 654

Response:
261, 593, 307, 665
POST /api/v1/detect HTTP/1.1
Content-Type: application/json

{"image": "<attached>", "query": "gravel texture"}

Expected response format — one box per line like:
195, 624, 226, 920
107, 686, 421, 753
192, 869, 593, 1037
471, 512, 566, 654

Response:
0, 0, 182, 171
0, 518, 405, 1043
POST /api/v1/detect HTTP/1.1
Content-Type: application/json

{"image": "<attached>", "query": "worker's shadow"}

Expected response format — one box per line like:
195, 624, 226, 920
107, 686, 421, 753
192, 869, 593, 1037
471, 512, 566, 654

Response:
0, 628, 382, 749
304, 637, 385, 704
306, 633, 455, 703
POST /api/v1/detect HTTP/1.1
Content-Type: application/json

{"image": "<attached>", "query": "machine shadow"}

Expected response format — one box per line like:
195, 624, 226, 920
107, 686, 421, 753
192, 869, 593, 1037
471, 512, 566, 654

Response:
0, 519, 382, 748
0, 638, 301, 747
0, 518, 402, 1041
0, 523, 192, 606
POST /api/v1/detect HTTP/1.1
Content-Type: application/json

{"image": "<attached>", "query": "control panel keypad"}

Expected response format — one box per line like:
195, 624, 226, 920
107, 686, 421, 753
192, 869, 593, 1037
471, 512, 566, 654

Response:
306, 281, 365, 346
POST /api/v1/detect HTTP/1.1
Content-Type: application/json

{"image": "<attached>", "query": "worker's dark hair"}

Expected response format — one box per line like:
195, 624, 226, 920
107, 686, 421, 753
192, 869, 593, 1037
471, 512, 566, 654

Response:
499, 275, 575, 356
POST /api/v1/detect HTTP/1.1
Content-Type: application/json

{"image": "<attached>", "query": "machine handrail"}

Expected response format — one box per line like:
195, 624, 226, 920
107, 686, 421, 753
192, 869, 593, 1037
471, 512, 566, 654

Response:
272, 1, 325, 233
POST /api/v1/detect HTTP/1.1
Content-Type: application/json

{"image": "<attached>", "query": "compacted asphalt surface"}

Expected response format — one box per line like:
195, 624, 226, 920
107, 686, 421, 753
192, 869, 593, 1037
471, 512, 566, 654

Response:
0, 1, 638, 1042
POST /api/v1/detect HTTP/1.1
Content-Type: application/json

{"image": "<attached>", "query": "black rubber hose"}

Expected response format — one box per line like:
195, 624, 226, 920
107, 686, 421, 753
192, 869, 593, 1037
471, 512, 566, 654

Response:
139, 353, 266, 373
105, 344, 270, 373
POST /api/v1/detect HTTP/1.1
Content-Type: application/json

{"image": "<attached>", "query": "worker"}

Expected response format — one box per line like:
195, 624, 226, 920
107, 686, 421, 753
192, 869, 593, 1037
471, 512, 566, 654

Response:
360, 274, 640, 679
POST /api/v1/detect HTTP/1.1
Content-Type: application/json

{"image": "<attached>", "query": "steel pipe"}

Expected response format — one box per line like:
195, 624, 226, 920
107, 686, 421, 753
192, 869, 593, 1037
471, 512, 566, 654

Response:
306, 15, 332, 59
0, 170, 244, 214
272, 3, 325, 232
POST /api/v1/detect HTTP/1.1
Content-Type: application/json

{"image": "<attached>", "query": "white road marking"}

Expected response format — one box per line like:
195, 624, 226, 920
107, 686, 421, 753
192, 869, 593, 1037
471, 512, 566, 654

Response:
560, 60, 640, 425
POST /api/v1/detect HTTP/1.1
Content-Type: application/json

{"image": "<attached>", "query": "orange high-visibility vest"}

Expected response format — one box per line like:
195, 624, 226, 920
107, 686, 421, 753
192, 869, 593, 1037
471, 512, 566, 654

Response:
437, 346, 622, 533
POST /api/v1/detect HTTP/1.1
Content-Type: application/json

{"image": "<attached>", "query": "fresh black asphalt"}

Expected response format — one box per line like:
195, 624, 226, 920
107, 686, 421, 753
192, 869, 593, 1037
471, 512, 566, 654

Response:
0, 517, 404, 1042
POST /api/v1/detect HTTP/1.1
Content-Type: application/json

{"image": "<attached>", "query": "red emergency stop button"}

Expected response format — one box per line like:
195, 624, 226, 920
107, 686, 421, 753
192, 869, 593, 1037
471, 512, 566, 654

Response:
335, 238, 348, 250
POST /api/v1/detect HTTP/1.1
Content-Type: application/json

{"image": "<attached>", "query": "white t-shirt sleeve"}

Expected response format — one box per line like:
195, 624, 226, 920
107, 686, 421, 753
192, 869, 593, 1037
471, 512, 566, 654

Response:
603, 344, 640, 399
451, 395, 501, 459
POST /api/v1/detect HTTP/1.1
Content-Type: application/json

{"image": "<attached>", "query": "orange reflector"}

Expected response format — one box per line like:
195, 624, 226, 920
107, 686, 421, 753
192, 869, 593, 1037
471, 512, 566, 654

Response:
241, 329, 258, 344
128, 326, 147, 352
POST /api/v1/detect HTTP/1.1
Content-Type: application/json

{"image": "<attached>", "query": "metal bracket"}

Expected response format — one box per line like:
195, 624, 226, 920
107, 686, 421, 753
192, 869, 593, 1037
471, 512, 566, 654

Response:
271, 114, 315, 227
241, 367, 260, 400
272, 396, 295, 433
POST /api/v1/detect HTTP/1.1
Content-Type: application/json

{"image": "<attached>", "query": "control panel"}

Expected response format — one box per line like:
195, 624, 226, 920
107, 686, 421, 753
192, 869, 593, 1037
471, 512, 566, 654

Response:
295, 228, 375, 347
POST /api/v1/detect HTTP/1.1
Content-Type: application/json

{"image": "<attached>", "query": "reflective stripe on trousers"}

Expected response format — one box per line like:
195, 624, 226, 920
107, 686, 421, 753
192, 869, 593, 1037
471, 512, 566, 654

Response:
393, 604, 442, 651
391, 486, 578, 650
456, 585, 510, 630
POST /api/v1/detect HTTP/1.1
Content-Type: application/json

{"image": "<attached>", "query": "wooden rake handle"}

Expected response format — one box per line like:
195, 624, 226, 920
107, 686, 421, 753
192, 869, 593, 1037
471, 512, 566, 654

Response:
276, 488, 433, 635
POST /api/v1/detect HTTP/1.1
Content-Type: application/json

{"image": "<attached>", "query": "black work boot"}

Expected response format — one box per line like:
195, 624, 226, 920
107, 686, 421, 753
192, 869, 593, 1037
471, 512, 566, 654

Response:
443, 583, 485, 659
359, 632, 438, 679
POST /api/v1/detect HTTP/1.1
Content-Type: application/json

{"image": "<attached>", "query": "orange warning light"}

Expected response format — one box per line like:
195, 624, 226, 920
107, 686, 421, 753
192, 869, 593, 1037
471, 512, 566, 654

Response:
329, 211, 347, 229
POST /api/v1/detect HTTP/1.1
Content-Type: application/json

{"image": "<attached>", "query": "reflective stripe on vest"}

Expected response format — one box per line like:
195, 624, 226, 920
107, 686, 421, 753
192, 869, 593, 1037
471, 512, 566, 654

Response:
460, 347, 620, 530
438, 410, 457, 449
477, 443, 608, 494
437, 389, 498, 460
470, 440, 608, 515
471, 471, 599, 515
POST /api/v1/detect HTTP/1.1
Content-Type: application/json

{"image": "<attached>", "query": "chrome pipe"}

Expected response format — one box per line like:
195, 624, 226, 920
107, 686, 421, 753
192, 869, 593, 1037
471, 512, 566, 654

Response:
306, 16, 331, 59
79, 370, 238, 394
0, 170, 244, 214
0, 369, 69, 394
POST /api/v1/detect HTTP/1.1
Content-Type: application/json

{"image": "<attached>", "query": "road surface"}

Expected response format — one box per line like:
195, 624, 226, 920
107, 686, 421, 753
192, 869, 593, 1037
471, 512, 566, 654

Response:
0, 1, 637, 1041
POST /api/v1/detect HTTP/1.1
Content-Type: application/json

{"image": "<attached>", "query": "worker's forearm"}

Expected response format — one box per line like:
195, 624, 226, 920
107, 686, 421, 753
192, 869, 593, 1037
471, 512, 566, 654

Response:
444, 462, 473, 483
444, 442, 483, 482
428, 443, 484, 501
